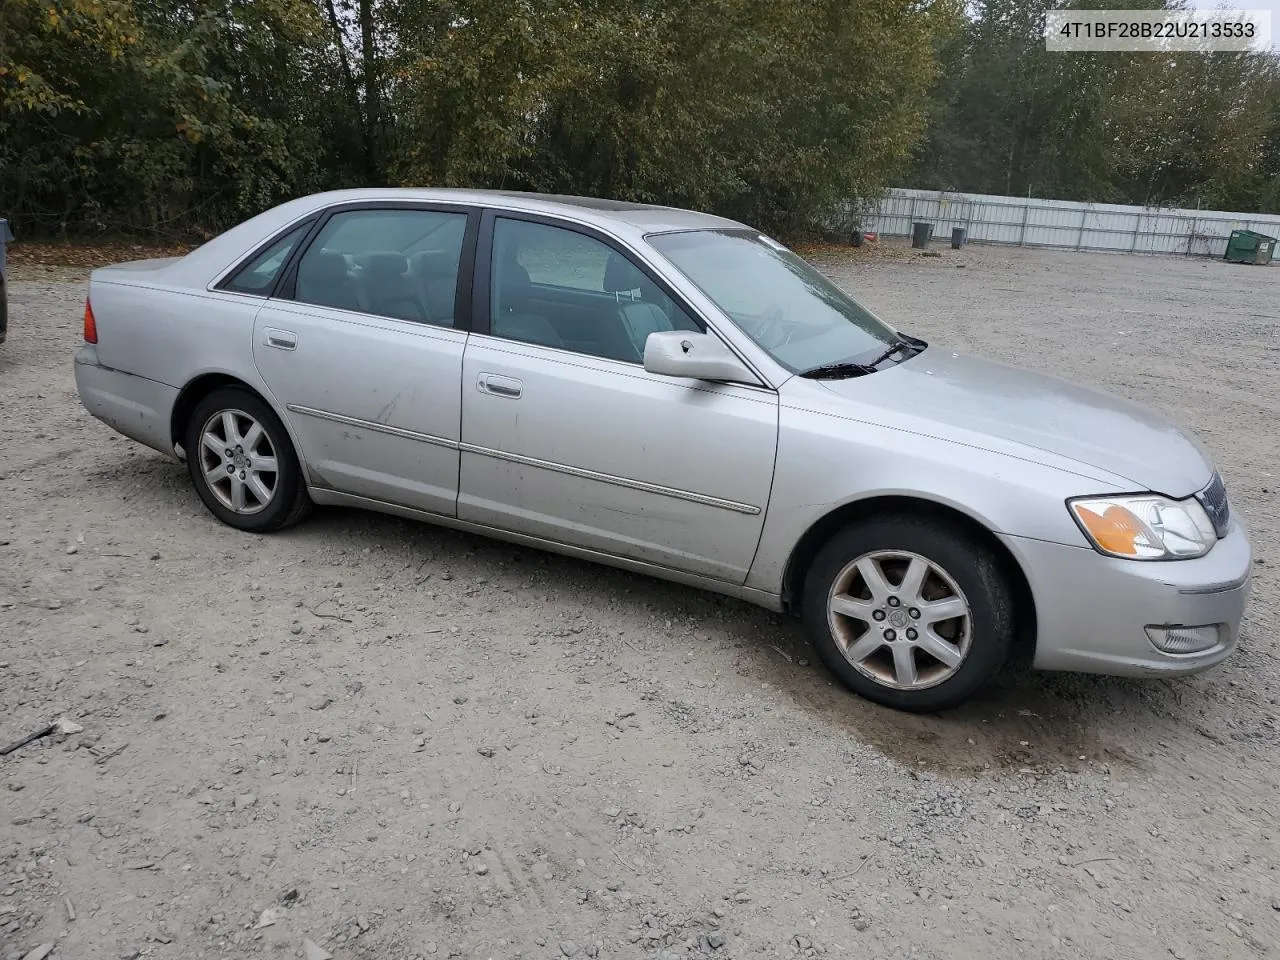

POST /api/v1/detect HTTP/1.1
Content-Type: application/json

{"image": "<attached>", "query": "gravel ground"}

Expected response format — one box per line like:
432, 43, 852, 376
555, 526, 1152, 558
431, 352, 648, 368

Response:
2, 243, 1278, 960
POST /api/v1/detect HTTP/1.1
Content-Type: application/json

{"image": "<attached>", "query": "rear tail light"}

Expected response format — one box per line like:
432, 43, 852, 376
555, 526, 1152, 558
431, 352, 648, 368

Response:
83, 298, 98, 343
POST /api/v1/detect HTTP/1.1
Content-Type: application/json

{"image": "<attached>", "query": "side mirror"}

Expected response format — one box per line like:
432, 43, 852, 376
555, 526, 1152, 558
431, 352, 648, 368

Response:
643, 331, 759, 385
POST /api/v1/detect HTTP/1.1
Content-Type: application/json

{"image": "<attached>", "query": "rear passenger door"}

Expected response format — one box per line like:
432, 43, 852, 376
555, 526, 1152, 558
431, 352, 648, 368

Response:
252, 204, 477, 516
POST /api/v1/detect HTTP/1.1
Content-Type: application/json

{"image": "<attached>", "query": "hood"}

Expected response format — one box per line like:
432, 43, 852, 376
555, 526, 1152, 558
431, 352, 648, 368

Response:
807, 350, 1213, 496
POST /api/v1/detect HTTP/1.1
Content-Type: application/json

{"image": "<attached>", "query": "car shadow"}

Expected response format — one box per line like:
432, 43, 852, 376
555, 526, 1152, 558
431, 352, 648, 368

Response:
272, 503, 1198, 775
116, 462, 1203, 777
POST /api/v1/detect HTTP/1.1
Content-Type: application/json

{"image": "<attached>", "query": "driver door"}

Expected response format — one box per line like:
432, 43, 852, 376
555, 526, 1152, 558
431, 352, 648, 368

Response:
458, 212, 780, 583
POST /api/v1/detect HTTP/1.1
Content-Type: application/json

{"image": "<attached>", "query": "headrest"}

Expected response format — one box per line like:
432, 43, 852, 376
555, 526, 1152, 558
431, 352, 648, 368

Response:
410, 250, 455, 279
361, 251, 408, 279
299, 250, 348, 280
496, 236, 524, 267
603, 252, 642, 293
637, 274, 663, 302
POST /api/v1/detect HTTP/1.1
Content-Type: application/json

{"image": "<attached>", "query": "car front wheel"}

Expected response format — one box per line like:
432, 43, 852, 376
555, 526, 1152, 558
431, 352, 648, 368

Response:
801, 515, 1015, 712
185, 387, 311, 532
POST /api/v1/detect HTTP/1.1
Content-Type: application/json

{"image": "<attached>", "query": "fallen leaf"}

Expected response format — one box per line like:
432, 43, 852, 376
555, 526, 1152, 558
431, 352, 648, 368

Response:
304, 939, 333, 960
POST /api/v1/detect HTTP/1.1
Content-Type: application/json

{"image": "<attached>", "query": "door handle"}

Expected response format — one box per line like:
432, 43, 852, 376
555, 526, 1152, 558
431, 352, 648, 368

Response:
264, 327, 298, 350
477, 373, 523, 398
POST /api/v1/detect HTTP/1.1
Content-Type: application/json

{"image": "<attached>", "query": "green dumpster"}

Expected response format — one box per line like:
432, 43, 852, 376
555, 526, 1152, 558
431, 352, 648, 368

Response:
1224, 229, 1275, 265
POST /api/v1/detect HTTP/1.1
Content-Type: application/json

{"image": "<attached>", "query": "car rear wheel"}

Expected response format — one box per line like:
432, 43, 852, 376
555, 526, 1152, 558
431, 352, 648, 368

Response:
185, 387, 310, 532
801, 515, 1015, 712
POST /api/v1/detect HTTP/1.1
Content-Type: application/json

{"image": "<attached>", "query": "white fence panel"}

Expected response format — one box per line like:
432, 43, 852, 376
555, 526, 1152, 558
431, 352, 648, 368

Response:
857, 188, 1280, 262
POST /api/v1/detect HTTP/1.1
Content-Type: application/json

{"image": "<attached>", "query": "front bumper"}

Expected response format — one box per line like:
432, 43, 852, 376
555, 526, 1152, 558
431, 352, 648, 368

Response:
74, 345, 179, 457
1002, 520, 1252, 676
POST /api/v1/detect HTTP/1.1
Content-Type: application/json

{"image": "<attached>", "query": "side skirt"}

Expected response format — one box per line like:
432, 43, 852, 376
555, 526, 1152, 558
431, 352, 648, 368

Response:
307, 487, 785, 613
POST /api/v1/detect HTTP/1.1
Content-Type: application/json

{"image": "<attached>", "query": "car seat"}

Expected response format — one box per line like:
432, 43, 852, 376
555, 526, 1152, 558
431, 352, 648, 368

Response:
357, 252, 428, 322
491, 238, 563, 348
409, 250, 459, 325
603, 252, 677, 360
296, 250, 363, 313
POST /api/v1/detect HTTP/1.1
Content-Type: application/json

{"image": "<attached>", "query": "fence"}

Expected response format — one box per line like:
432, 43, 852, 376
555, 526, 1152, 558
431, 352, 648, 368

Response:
857, 187, 1280, 261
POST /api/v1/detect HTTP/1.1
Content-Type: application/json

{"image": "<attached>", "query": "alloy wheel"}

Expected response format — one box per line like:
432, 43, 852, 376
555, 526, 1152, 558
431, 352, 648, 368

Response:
197, 408, 278, 515
826, 550, 972, 691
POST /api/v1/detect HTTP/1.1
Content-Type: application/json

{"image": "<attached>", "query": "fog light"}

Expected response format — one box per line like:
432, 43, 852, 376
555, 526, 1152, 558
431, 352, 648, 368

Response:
1145, 624, 1222, 655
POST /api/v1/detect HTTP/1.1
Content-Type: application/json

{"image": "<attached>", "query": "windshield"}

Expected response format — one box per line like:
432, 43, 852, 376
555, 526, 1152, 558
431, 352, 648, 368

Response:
646, 228, 905, 374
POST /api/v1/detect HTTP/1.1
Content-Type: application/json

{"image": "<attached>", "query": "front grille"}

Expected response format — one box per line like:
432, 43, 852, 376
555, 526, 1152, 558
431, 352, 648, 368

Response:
1196, 471, 1231, 538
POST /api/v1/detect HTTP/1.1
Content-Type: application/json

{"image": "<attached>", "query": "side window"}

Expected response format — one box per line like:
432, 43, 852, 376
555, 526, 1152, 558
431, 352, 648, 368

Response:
490, 217, 700, 363
292, 209, 467, 326
221, 222, 309, 296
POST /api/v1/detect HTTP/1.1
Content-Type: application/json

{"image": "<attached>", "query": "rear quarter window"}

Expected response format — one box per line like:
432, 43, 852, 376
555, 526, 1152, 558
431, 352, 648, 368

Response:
219, 222, 310, 296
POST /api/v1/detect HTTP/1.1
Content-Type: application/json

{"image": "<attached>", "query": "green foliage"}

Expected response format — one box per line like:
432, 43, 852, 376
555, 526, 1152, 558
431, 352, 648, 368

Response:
0, 0, 945, 238
910, 0, 1280, 212
1, 0, 358, 237
389, 0, 949, 234
6, 0, 1277, 239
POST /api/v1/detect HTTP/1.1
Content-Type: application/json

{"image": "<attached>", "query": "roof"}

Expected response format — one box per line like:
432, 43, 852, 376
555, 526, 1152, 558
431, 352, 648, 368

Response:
163, 188, 747, 289
301, 187, 744, 234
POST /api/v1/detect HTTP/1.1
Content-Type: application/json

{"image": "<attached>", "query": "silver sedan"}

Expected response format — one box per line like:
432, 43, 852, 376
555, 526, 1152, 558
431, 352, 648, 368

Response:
73, 189, 1253, 711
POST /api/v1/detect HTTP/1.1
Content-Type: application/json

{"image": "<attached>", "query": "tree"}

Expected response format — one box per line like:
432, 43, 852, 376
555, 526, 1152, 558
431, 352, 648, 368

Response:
0, 0, 360, 237
909, 0, 1280, 210
387, 0, 951, 234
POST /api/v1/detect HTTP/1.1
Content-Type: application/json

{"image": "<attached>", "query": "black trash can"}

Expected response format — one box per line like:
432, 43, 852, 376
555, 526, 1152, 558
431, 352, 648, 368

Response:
0, 218, 11, 345
951, 227, 966, 250
911, 222, 932, 249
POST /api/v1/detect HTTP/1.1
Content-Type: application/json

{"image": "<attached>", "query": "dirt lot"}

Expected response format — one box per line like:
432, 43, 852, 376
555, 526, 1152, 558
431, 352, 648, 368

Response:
2, 242, 1278, 960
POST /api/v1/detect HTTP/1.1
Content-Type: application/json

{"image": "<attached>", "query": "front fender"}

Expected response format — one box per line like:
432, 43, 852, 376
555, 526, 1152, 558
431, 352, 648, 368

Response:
745, 397, 1128, 596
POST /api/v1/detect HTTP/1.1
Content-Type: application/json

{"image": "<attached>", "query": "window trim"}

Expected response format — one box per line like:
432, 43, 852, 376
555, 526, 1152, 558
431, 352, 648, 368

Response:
474, 209, 774, 389
271, 201, 481, 330
212, 215, 320, 298
474, 208, 741, 369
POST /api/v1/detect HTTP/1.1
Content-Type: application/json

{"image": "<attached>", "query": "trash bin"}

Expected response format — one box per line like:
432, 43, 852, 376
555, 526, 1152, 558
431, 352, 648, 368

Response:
911, 222, 933, 249
1224, 228, 1275, 265
0, 218, 11, 345
951, 227, 966, 250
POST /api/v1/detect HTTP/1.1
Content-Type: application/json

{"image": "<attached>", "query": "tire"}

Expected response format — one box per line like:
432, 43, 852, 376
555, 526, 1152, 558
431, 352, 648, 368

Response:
801, 514, 1015, 713
184, 387, 311, 532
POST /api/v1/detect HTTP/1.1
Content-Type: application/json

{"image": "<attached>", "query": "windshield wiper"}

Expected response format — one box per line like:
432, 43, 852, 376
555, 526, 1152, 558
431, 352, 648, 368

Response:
797, 361, 877, 380
797, 340, 916, 380
863, 339, 914, 368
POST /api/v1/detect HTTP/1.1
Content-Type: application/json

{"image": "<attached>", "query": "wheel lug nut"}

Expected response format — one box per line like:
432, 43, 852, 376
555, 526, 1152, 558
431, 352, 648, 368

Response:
872, 610, 886, 622
239, 470, 246, 480
887, 596, 900, 607
226, 464, 234, 473
906, 628, 918, 640
224, 448, 232, 457
909, 608, 920, 619
884, 629, 897, 641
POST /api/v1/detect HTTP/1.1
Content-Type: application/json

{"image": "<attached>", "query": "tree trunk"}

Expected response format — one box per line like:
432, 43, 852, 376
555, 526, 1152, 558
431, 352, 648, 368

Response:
325, 0, 360, 116
358, 0, 381, 179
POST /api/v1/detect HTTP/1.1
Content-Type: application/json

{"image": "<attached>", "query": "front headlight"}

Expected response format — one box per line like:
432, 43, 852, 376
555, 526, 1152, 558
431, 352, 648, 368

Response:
1069, 494, 1217, 560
